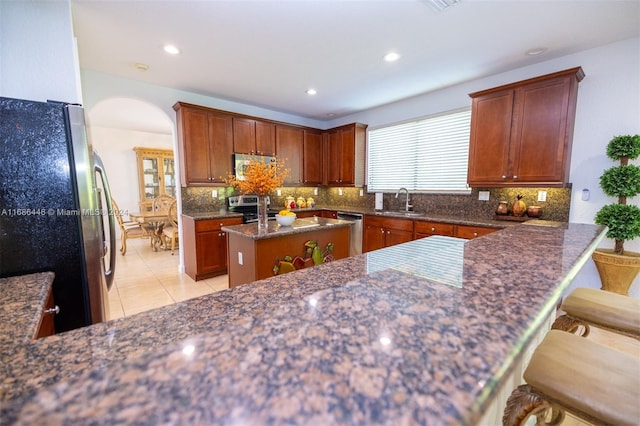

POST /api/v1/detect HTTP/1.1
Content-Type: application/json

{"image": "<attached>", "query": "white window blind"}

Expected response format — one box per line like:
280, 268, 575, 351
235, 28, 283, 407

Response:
367, 108, 471, 193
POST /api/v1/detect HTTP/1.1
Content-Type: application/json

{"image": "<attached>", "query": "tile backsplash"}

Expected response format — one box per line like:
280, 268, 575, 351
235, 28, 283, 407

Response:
182, 185, 571, 222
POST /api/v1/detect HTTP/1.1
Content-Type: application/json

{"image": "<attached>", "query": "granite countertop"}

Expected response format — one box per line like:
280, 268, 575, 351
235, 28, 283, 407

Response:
183, 205, 541, 229
0, 223, 606, 425
285, 205, 525, 229
222, 216, 353, 240
182, 211, 243, 221
0, 272, 54, 345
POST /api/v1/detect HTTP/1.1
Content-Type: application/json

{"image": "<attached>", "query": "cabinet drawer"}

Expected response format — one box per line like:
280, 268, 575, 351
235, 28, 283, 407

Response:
455, 225, 498, 239
195, 217, 243, 232
414, 221, 455, 236
365, 215, 414, 232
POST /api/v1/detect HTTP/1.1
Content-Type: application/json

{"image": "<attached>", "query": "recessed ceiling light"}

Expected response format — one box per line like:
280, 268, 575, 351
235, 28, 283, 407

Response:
306, 89, 317, 95
526, 47, 548, 56
384, 52, 400, 62
327, 113, 336, 117
163, 44, 180, 55
134, 62, 149, 71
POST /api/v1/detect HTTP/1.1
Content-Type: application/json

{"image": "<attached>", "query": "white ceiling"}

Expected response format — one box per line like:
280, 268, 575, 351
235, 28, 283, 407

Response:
71, 0, 639, 124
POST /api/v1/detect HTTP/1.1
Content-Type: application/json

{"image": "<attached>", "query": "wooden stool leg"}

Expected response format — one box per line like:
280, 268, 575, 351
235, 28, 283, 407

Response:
503, 384, 565, 426
551, 314, 591, 337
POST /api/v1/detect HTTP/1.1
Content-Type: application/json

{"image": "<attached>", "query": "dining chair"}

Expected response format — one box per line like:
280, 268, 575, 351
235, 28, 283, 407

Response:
162, 200, 179, 255
152, 194, 175, 213
112, 198, 146, 255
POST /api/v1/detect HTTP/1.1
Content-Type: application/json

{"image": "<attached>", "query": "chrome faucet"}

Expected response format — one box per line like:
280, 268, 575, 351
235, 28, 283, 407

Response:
395, 187, 413, 212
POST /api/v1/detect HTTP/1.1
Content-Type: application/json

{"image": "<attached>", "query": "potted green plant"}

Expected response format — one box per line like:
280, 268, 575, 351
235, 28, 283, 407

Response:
592, 134, 640, 295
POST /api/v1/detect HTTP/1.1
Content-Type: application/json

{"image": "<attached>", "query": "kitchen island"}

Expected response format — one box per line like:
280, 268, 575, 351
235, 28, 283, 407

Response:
0, 222, 606, 425
224, 216, 353, 287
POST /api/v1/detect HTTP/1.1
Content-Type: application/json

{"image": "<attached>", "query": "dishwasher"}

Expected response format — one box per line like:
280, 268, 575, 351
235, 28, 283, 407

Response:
336, 212, 363, 256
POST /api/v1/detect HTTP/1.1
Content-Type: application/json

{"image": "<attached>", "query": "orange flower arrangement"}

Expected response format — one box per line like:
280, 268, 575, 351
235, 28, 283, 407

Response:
227, 158, 289, 196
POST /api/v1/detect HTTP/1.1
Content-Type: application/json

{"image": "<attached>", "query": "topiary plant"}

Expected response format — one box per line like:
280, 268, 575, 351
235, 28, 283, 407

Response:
594, 134, 640, 255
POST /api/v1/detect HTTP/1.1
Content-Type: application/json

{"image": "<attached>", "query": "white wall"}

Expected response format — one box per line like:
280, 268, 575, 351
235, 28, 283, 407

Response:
90, 127, 173, 226
0, 0, 81, 103
328, 37, 640, 297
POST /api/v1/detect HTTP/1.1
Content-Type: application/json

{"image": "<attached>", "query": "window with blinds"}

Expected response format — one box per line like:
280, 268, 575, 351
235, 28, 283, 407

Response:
367, 108, 471, 193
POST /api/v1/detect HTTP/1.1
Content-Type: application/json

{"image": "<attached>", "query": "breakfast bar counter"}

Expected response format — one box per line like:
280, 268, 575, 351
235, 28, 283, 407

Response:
1, 222, 606, 425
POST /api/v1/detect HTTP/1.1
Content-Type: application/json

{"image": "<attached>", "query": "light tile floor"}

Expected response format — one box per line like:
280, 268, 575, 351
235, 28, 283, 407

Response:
107, 238, 228, 319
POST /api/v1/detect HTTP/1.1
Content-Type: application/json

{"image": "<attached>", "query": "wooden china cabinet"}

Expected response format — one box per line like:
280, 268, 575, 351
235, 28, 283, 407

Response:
133, 147, 176, 212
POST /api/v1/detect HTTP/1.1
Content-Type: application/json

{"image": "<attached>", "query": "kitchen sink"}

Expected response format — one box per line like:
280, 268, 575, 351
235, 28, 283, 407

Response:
375, 211, 426, 217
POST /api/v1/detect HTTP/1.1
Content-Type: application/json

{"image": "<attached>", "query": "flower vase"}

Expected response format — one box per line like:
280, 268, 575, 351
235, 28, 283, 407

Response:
257, 195, 269, 231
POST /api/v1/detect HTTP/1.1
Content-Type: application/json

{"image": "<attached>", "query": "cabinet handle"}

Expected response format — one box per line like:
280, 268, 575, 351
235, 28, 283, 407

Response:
473, 232, 478, 237
513, 175, 518, 179
44, 305, 60, 315
501, 175, 507, 179
431, 227, 435, 232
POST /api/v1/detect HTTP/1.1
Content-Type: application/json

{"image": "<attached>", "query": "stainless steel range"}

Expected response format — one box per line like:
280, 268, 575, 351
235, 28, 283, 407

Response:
228, 195, 279, 223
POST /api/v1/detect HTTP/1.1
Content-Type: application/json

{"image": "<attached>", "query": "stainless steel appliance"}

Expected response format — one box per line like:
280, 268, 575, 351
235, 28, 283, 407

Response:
0, 97, 116, 332
233, 153, 276, 180
228, 195, 277, 223
337, 212, 363, 256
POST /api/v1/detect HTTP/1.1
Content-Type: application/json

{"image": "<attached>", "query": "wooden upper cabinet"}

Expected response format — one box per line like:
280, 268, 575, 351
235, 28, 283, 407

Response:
233, 117, 276, 156
325, 123, 367, 186
303, 129, 323, 185
255, 121, 276, 156
276, 125, 304, 185
174, 102, 233, 186
467, 67, 584, 188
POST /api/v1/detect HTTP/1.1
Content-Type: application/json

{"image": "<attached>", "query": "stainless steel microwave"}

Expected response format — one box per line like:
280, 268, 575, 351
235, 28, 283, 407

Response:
233, 153, 276, 180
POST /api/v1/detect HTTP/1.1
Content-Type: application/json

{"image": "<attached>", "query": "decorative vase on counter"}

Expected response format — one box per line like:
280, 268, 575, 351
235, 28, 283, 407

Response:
306, 197, 315, 208
297, 196, 307, 209
496, 201, 508, 215
257, 195, 269, 231
284, 196, 296, 209
512, 195, 527, 217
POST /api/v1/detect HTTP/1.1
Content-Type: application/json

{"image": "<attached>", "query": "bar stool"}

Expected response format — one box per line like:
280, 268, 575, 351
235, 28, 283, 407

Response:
552, 287, 640, 339
503, 330, 640, 426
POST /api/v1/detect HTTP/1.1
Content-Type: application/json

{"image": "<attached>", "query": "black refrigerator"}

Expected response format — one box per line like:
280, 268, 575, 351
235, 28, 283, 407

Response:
0, 96, 116, 332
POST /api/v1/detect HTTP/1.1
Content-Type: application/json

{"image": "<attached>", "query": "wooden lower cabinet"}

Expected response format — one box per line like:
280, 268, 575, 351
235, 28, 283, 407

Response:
320, 210, 337, 219
182, 216, 243, 281
294, 210, 318, 219
293, 210, 337, 219
414, 221, 456, 240
36, 287, 56, 339
363, 215, 414, 252
455, 224, 499, 239
227, 226, 350, 287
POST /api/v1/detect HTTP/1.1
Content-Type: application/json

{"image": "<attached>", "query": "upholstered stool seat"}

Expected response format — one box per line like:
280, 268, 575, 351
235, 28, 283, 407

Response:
503, 330, 640, 426
552, 287, 640, 338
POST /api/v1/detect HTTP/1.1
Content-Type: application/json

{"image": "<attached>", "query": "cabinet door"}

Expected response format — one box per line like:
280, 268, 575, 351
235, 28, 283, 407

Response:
255, 121, 276, 156
208, 112, 234, 183
339, 126, 356, 185
385, 228, 414, 247
511, 75, 574, 184
303, 130, 323, 185
326, 130, 341, 184
467, 90, 514, 186
196, 230, 228, 275
181, 108, 213, 184
364, 224, 386, 252
276, 125, 304, 185
162, 157, 176, 198
232, 117, 256, 154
